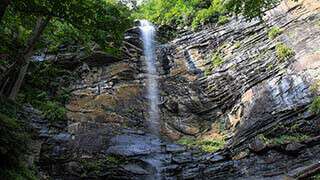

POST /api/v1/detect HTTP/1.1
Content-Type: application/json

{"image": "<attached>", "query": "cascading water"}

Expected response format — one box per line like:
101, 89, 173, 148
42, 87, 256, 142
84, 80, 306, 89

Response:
139, 20, 162, 180
139, 20, 160, 135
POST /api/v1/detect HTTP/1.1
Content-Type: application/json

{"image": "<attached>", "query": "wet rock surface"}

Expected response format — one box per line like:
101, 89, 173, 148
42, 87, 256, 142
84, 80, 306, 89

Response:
31, 0, 320, 179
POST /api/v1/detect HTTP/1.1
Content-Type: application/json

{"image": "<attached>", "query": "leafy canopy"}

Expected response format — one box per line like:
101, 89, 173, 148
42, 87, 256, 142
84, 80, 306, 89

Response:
1, 0, 133, 55
134, 0, 299, 29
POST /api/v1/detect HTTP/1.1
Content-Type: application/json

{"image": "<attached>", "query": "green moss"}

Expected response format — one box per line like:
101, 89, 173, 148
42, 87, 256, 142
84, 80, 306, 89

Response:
80, 159, 103, 174
205, 52, 224, 76
217, 15, 229, 25
177, 137, 196, 147
268, 26, 282, 39
270, 134, 309, 145
234, 41, 241, 49
309, 96, 320, 114
105, 155, 127, 166
275, 43, 294, 61
310, 80, 320, 93
204, 68, 212, 76
177, 136, 225, 153
267, 63, 273, 71
211, 53, 224, 69
258, 133, 310, 145
198, 139, 225, 152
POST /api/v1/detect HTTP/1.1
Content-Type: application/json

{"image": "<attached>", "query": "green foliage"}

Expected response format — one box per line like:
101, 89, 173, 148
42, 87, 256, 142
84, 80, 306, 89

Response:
259, 133, 310, 145
80, 159, 103, 174
0, 113, 29, 167
225, 0, 280, 19
134, 0, 202, 27
204, 51, 224, 76
310, 80, 320, 93
135, 0, 226, 30
0, 98, 36, 180
1, 0, 133, 56
192, 0, 225, 29
105, 155, 127, 166
177, 136, 195, 146
309, 96, 320, 114
217, 15, 229, 25
211, 53, 224, 68
0, 165, 37, 180
17, 62, 73, 123
0, 98, 20, 118
177, 136, 225, 153
199, 139, 225, 152
268, 26, 282, 39
204, 68, 212, 76
271, 134, 310, 145
275, 43, 294, 61
41, 101, 66, 122
234, 41, 241, 49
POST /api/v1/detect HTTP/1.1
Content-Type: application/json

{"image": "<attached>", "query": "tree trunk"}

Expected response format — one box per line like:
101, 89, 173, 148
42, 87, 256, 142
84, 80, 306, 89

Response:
8, 16, 51, 100
0, 0, 10, 22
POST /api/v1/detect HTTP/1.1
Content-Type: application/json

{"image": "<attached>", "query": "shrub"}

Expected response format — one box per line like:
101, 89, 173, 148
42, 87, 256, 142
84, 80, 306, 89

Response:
211, 53, 224, 68
217, 15, 229, 25
41, 101, 67, 122
177, 136, 195, 147
268, 26, 282, 39
259, 133, 310, 145
204, 68, 212, 76
198, 139, 225, 152
18, 61, 73, 123
234, 41, 241, 49
310, 96, 320, 114
275, 43, 294, 61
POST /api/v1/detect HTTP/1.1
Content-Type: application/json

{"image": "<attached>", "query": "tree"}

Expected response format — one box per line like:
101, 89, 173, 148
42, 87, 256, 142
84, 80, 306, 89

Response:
224, 0, 280, 18
0, 0, 132, 100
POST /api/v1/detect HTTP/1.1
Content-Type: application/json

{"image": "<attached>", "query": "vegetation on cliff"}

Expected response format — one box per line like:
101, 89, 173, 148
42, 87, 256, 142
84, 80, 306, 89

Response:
0, 99, 36, 180
134, 0, 283, 29
0, 0, 133, 101
0, 1, 132, 179
0, 0, 319, 179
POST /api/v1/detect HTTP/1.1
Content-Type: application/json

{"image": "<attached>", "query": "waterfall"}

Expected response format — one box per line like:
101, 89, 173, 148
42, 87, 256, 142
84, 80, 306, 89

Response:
139, 20, 160, 135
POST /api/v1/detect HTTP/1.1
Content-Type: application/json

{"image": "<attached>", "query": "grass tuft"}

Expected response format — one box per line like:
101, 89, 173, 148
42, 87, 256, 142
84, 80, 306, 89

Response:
177, 136, 225, 153
268, 26, 282, 39
275, 43, 294, 61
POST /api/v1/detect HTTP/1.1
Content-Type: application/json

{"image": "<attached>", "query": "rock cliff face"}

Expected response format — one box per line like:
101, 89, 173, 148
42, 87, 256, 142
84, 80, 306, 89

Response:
36, 0, 320, 179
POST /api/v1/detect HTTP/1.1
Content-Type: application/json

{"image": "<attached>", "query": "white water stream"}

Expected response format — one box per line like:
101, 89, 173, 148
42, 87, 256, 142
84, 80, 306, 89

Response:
139, 20, 160, 136
139, 20, 162, 179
